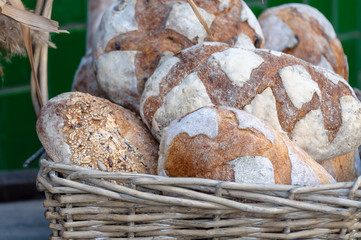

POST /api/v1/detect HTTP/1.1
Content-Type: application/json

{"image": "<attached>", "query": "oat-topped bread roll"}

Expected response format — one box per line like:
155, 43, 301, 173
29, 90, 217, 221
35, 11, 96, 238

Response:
93, 0, 264, 114
140, 42, 361, 162
258, 3, 348, 80
320, 149, 361, 182
36, 92, 158, 174
159, 106, 335, 185
72, 0, 116, 98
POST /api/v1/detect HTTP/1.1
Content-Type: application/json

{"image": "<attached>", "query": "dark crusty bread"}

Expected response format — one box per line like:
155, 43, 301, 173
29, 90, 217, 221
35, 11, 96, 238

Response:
258, 3, 348, 80
36, 92, 158, 174
93, 0, 264, 114
140, 42, 361, 162
159, 106, 335, 186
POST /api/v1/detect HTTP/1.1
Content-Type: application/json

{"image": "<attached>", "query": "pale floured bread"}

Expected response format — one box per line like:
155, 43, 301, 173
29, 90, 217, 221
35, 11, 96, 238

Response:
72, 48, 106, 98
258, 3, 348, 80
72, 0, 116, 98
36, 92, 158, 174
86, 0, 118, 51
159, 106, 335, 185
320, 149, 361, 182
140, 42, 361, 162
93, 0, 264, 114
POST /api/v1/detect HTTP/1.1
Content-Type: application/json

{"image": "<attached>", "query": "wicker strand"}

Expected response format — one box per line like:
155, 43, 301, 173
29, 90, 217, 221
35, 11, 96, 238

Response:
213, 184, 223, 240
37, 158, 361, 239
128, 182, 137, 238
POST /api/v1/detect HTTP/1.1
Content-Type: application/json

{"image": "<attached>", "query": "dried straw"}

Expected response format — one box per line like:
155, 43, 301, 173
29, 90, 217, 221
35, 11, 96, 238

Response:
0, 0, 67, 114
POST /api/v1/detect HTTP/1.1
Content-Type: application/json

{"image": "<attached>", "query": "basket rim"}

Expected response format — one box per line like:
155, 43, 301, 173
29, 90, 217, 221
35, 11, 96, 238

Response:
38, 158, 361, 239
38, 157, 360, 192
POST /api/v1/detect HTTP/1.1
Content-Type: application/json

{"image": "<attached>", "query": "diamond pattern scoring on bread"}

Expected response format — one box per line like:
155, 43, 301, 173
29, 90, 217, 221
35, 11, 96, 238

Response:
141, 43, 361, 162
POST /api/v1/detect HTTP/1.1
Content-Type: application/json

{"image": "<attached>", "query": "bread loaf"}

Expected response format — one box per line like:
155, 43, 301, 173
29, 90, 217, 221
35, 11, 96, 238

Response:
93, 0, 264, 114
258, 3, 348, 80
72, 49, 106, 98
140, 42, 361, 162
258, 3, 354, 175
72, 0, 116, 98
86, 0, 118, 51
36, 92, 158, 174
320, 149, 361, 182
159, 106, 335, 185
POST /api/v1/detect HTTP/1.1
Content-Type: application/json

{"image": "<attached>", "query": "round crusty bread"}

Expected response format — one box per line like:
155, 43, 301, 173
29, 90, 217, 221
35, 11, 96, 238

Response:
93, 0, 264, 114
159, 106, 335, 186
258, 4, 353, 177
72, 0, 116, 98
72, 48, 106, 98
258, 3, 348, 80
320, 149, 361, 182
36, 92, 158, 174
86, 0, 118, 51
140, 42, 361, 162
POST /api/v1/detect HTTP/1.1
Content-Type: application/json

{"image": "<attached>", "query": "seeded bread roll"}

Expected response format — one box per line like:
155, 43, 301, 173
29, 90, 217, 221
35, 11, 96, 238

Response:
159, 106, 335, 185
93, 0, 264, 114
320, 149, 361, 182
140, 42, 361, 162
258, 3, 348, 80
36, 92, 158, 174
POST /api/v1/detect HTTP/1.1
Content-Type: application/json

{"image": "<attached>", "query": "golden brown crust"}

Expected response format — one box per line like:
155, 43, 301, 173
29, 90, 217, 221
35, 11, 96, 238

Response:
142, 43, 230, 129
96, 0, 264, 113
37, 92, 158, 174
321, 151, 358, 182
161, 106, 334, 185
259, 4, 348, 80
141, 42, 361, 162
143, 43, 352, 141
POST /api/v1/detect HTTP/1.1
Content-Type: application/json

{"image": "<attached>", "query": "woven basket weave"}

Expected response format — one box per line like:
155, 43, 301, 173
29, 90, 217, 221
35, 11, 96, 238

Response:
37, 157, 361, 240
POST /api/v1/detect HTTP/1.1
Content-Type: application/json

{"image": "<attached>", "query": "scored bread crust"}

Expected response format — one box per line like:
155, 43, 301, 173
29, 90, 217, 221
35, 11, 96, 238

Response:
140, 42, 361, 162
159, 106, 335, 185
93, 0, 264, 114
258, 3, 348, 80
36, 92, 158, 174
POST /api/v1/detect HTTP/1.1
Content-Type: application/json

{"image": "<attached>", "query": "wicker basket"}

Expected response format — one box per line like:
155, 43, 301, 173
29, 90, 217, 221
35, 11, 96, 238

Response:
37, 157, 361, 240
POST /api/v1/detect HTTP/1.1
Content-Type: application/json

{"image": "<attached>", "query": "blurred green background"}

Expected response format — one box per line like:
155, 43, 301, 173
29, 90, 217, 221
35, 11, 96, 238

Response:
0, 0, 360, 171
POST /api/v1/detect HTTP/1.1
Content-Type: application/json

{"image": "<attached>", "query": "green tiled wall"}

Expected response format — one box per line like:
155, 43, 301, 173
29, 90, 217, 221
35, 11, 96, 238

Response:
0, 0, 360, 170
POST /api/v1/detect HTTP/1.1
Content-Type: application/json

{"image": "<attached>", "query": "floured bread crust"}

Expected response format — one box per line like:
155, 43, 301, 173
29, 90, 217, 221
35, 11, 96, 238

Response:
159, 106, 335, 185
93, 0, 264, 114
140, 42, 361, 162
73, 0, 116, 98
72, 48, 106, 98
258, 3, 348, 80
87, 0, 118, 51
36, 92, 158, 174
